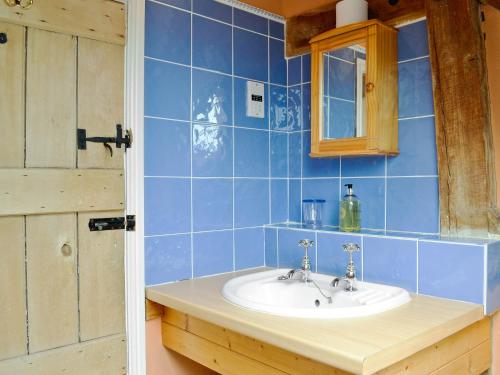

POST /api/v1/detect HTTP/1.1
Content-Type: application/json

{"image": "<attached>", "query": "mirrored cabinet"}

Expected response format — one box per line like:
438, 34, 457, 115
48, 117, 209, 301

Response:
309, 20, 399, 157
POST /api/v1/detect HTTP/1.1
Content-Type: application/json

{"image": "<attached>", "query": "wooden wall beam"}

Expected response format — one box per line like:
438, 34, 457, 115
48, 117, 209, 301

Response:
485, 0, 500, 10
425, 0, 496, 236
286, 0, 425, 57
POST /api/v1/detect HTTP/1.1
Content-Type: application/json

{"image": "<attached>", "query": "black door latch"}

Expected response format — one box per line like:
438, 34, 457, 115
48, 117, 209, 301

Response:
77, 124, 131, 156
88, 215, 136, 232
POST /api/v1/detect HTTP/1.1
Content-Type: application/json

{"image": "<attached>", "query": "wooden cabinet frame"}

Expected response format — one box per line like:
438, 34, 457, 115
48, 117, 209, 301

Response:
309, 20, 398, 157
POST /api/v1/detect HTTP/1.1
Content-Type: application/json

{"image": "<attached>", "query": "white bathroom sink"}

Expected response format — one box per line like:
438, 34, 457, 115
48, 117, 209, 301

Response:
221, 268, 411, 319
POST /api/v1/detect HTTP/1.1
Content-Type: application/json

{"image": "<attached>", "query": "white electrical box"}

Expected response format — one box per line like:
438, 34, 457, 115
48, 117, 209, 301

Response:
246, 81, 265, 118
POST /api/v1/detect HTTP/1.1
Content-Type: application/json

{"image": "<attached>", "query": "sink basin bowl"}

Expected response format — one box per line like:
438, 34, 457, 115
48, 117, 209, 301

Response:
221, 269, 411, 319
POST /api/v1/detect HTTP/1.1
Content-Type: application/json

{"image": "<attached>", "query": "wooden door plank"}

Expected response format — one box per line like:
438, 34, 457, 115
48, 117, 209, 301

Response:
0, 168, 124, 216
0, 21, 25, 168
0, 0, 125, 46
0, 333, 126, 375
78, 211, 125, 341
25, 28, 76, 168
78, 38, 124, 169
0, 217, 26, 360
26, 214, 78, 353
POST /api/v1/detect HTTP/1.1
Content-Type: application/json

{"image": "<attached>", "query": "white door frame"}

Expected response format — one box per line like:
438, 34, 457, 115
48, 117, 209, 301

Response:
125, 0, 146, 374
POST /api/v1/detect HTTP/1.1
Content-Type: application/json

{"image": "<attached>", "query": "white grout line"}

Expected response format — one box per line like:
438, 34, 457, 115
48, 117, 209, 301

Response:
384, 155, 388, 231
189, 5, 194, 279
398, 55, 430, 64
483, 244, 488, 313
416, 239, 419, 293
361, 235, 364, 281
276, 228, 280, 267
231, 5, 236, 273
314, 231, 318, 273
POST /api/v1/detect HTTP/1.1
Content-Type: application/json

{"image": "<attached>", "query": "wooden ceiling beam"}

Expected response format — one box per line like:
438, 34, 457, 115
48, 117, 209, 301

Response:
286, 0, 425, 57
484, 0, 500, 10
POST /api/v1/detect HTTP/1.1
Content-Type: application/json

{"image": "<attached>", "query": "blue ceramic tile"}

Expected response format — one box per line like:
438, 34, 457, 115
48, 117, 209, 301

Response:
399, 58, 434, 118
145, 1, 190, 64
235, 227, 265, 270
487, 241, 500, 313
145, 118, 190, 177
419, 241, 484, 304
363, 236, 417, 292
234, 128, 269, 177
192, 69, 232, 125
269, 20, 284, 40
288, 57, 301, 86
398, 20, 429, 61
288, 86, 302, 131
302, 131, 340, 178
193, 231, 233, 277
269, 39, 286, 86
331, 47, 355, 62
144, 59, 190, 120
341, 156, 385, 177
265, 227, 278, 267
317, 232, 362, 277
193, 0, 232, 23
234, 28, 268, 82
341, 178, 385, 230
145, 178, 190, 235
329, 98, 356, 139
145, 234, 191, 285
302, 179, 340, 226
331, 58, 355, 101
234, 78, 269, 129
278, 229, 316, 269
387, 117, 437, 176
192, 179, 233, 231
234, 179, 269, 227
192, 124, 233, 177
234, 8, 268, 34
192, 15, 232, 74
386, 177, 439, 233
289, 179, 301, 223
302, 83, 311, 130
289, 132, 302, 178
271, 179, 288, 223
153, 0, 191, 10
270, 85, 288, 131
302, 54, 311, 83
271, 132, 288, 178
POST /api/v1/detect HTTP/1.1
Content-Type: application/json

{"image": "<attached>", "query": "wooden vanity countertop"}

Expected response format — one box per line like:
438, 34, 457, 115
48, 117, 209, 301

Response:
146, 267, 484, 375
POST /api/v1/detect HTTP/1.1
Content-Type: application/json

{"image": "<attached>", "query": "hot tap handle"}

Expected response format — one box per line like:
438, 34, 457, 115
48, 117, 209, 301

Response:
342, 243, 360, 254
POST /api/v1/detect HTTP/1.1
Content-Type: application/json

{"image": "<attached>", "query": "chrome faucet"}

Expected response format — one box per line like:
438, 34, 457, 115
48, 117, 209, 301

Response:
278, 239, 314, 282
331, 243, 360, 292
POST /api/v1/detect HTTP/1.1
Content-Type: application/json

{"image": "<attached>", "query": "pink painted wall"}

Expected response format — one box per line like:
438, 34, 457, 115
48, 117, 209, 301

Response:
146, 319, 216, 375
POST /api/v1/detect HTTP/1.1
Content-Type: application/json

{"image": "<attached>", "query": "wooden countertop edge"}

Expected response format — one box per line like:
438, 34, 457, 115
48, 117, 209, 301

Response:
146, 269, 485, 375
146, 288, 365, 374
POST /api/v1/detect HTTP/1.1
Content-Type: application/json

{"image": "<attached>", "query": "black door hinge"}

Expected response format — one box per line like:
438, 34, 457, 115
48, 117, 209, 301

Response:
89, 215, 136, 232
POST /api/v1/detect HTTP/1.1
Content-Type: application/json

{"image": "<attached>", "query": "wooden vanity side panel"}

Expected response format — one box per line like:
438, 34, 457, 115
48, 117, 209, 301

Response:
161, 307, 490, 375
162, 308, 352, 375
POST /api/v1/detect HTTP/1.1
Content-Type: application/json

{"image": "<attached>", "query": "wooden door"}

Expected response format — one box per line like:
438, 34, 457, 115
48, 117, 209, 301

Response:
0, 1, 127, 373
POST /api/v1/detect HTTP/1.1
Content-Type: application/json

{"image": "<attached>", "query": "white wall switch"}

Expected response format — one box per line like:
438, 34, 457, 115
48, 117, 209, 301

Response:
246, 81, 265, 118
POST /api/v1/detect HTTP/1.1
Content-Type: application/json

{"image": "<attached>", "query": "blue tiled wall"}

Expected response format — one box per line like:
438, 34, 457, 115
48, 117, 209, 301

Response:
287, 20, 439, 235
144, 0, 287, 285
266, 224, 500, 311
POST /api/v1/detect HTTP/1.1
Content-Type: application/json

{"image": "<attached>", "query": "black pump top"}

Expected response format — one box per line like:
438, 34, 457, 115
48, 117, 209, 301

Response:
345, 184, 353, 189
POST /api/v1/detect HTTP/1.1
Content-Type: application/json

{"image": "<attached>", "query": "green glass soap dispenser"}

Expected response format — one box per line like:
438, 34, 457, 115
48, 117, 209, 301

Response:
340, 184, 361, 232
